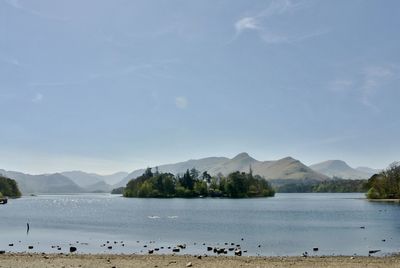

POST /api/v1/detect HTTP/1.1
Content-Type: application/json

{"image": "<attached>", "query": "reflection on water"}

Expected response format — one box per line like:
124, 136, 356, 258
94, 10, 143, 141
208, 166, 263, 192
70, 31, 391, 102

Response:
0, 193, 399, 256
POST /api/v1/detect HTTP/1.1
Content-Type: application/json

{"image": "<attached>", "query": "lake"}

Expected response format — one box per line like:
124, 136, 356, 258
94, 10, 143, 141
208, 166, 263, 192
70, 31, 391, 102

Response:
0, 193, 399, 256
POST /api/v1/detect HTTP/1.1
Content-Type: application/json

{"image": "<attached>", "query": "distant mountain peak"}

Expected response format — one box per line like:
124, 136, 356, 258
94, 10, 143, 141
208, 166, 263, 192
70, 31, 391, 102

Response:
324, 160, 351, 168
280, 156, 296, 161
232, 152, 252, 160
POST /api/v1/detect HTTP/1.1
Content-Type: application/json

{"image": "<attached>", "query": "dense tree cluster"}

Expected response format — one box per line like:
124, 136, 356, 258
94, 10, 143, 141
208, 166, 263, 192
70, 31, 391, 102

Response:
111, 187, 125, 194
366, 163, 400, 199
123, 168, 275, 198
0, 175, 21, 198
276, 179, 368, 193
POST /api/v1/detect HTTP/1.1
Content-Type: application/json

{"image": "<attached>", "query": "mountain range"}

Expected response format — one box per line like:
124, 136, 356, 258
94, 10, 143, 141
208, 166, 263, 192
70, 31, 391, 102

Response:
115, 153, 330, 187
0, 153, 385, 195
310, 160, 381, 180
0, 169, 128, 195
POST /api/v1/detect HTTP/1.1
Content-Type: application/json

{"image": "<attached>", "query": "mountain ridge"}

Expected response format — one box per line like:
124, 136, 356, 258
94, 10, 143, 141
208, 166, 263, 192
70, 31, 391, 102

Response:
116, 153, 329, 187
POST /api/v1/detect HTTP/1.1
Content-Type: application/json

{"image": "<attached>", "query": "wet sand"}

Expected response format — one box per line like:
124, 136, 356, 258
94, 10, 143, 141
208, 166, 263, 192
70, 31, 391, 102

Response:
0, 253, 399, 268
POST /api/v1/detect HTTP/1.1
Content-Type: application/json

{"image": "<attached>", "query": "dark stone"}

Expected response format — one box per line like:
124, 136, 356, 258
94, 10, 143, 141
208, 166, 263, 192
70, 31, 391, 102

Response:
360, 226, 365, 229
0, 250, 5, 254
8, 244, 13, 247
207, 246, 213, 251
107, 246, 112, 250
172, 248, 180, 252
197, 255, 202, 259
216, 248, 225, 254
28, 246, 34, 249
154, 248, 159, 251
313, 248, 319, 251
69, 247, 77, 253
148, 249, 154, 254
228, 248, 234, 251
369, 250, 381, 254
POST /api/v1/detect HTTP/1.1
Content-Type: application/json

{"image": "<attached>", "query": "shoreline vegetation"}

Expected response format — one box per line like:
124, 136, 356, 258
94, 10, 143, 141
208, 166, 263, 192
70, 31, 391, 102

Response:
123, 168, 275, 198
366, 163, 400, 200
274, 179, 368, 193
0, 253, 399, 268
0, 175, 21, 198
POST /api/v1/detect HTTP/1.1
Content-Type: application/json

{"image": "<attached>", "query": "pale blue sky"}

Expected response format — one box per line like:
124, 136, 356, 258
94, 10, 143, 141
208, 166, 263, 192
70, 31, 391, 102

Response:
1, 0, 399, 174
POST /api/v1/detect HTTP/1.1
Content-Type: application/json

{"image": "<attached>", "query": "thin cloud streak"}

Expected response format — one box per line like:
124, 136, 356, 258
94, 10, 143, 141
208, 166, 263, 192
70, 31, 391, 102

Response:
32, 92, 43, 103
230, 0, 326, 45
4, 0, 69, 21
329, 64, 399, 112
175, 96, 188, 109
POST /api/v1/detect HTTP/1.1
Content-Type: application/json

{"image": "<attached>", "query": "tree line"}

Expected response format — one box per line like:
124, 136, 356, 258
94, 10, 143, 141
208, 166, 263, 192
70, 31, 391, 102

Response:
366, 163, 400, 199
123, 168, 275, 198
276, 178, 368, 193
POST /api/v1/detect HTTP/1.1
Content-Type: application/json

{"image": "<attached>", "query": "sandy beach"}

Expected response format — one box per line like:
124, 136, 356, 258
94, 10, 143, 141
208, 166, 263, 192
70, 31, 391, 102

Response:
0, 253, 399, 268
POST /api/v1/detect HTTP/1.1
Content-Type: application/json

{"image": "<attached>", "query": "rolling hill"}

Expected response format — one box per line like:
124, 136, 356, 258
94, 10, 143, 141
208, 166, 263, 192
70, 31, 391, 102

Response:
0, 169, 84, 194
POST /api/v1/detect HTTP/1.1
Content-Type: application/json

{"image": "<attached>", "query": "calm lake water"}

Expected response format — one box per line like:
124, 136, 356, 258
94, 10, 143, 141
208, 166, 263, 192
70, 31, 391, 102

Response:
0, 193, 399, 256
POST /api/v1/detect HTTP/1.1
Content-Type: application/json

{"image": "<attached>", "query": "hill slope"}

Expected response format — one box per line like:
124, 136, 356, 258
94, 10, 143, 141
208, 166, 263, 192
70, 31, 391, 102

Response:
310, 160, 371, 179
0, 169, 83, 194
61, 171, 128, 188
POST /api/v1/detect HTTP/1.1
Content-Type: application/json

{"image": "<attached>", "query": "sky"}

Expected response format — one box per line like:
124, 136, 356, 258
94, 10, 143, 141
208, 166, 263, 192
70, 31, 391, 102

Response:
1, 0, 399, 174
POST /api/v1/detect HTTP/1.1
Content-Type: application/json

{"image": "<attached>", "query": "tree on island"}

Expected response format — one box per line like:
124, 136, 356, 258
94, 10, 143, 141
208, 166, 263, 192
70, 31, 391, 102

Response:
0, 175, 22, 198
366, 163, 400, 199
123, 168, 275, 198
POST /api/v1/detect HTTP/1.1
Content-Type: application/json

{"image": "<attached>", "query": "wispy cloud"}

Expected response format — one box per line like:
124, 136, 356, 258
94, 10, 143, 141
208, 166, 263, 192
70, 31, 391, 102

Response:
329, 64, 399, 112
235, 17, 260, 33
360, 66, 397, 111
231, 0, 327, 45
27, 58, 180, 90
175, 96, 188, 109
32, 92, 43, 103
4, 0, 69, 21
0, 54, 23, 67
329, 79, 354, 92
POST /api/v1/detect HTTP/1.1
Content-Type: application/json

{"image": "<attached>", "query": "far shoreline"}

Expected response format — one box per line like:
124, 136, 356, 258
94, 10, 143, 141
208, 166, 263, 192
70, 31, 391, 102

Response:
367, 199, 400, 203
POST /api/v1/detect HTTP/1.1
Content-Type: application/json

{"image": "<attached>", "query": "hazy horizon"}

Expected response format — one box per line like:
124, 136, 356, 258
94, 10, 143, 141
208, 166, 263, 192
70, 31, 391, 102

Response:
1, 0, 399, 174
